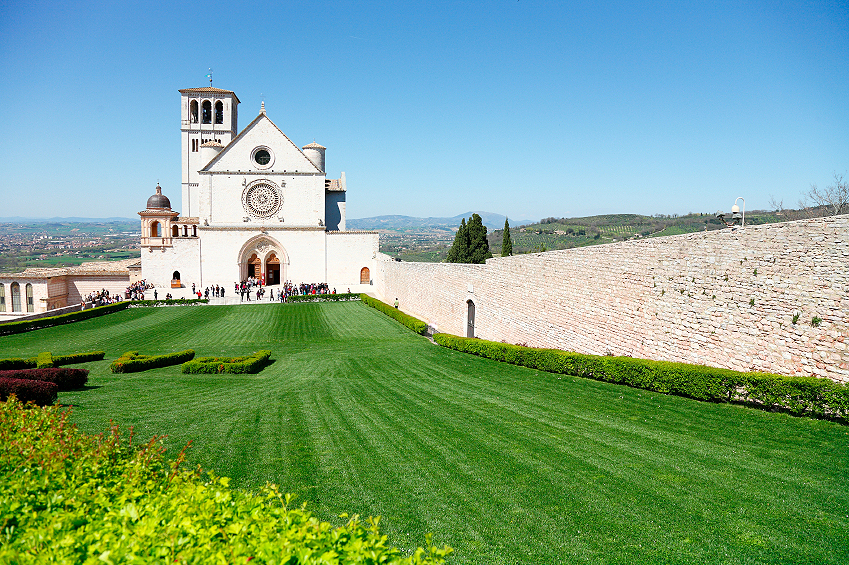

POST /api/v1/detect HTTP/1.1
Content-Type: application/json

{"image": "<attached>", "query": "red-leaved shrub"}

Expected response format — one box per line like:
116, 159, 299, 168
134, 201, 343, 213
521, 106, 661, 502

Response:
0, 378, 58, 406
0, 368, 89, 390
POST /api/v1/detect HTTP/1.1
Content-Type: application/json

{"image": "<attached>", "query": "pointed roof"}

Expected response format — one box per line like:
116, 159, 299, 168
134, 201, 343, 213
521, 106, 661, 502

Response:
199, 111, 322, 174
303, 141, 325, 150
178, 87, 241, 104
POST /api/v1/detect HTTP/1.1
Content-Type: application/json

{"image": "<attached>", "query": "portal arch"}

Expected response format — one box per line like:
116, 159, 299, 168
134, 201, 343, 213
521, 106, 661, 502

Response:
237, 234, 288, 283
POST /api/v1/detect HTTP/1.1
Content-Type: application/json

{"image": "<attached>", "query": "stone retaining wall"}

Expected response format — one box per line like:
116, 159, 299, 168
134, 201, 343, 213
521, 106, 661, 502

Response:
375, 215, 848, 383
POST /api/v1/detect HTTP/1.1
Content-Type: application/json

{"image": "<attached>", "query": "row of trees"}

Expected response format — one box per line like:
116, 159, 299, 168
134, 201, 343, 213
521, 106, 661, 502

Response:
446, 215, 515, 263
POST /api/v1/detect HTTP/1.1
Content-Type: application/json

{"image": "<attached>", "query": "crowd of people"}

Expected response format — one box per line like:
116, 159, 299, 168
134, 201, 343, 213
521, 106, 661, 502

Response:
83, 288, 123, 308
125, 280, 154, 301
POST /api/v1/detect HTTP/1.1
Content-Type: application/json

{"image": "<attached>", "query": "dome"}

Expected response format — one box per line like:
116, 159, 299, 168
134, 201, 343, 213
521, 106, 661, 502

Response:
146, 184, 171, 209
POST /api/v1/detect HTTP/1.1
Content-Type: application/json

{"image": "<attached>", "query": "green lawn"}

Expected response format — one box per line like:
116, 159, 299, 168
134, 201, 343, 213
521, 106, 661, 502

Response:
2, 302, 847, 564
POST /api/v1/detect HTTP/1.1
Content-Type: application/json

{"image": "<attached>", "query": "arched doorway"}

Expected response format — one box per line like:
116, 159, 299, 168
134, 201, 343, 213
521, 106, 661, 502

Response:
266, 254, 280, 285
466, 299, 475, 338
10, 282, 21, 312
360, 267, 370, 284
247, 253, 261, 279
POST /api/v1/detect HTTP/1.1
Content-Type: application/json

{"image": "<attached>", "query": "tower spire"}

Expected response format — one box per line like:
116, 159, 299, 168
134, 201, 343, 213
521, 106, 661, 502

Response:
206, 68, 213, 86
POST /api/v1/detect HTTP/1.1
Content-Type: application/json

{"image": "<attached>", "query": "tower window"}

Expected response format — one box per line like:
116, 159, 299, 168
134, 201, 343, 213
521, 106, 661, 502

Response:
190, 100, 199, 123
215, 101, 223, 124
26, 284, 34, 312
192, 139, 198, 152
0, 283, 5, 312
202, 101, 212, 124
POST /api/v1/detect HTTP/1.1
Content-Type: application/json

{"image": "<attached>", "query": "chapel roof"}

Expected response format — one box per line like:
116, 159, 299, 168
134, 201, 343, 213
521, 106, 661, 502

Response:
0, 258, 139, 279
146, 184, 171, 210
178, 87, 241, 103
303, 141, 326, 150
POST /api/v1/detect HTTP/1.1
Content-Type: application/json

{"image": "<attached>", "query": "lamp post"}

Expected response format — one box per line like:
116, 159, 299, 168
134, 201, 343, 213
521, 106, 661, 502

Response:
733, 197, 745, 227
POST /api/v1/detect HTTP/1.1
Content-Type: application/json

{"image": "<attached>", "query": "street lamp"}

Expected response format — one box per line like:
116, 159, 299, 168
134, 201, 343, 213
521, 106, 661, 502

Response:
715, 197, 746, 228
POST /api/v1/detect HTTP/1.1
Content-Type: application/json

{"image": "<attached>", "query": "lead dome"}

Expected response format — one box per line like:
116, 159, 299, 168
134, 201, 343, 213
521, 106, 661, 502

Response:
146, 184, 171, 210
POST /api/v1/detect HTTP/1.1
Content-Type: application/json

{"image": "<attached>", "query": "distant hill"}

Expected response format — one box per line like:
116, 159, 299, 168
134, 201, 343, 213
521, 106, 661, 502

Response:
348, 212, 534, 232
0, 217, 136, 224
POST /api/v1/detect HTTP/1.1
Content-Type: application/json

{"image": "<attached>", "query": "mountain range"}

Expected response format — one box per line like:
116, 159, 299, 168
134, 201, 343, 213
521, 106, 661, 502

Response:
347, 212, 533, 232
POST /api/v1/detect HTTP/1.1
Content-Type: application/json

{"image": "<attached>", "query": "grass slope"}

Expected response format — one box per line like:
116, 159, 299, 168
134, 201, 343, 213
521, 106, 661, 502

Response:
1, 303, 847, 564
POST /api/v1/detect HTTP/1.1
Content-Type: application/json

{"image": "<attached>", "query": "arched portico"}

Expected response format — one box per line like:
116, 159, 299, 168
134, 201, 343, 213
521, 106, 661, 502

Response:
237, 235, 288, 284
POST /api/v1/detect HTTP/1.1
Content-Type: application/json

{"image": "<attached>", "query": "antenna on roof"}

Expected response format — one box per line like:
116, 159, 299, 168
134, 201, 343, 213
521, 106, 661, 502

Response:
206, 68, 213, 86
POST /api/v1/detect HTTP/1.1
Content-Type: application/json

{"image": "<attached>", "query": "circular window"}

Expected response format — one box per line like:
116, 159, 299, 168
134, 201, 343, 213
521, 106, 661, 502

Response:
254, 149, 271, 165
251, 146, 274, 169
242, 182, 282, 218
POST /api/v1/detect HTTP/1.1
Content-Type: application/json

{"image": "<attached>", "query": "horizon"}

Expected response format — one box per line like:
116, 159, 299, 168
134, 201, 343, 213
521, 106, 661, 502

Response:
1, 1, 846, 221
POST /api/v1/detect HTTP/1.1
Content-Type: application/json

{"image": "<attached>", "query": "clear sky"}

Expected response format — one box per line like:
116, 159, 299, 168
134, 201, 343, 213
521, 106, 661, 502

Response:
1, 1, 846, 222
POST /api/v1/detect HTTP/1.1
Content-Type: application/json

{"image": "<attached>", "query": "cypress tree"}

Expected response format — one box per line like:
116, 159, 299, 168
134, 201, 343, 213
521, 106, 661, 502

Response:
501, 217, 513, 256
466, 213, 492, 264
446, 218, 469, 263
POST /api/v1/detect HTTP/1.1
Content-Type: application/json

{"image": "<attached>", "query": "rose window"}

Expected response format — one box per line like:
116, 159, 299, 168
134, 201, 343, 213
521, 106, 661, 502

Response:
242, 182, 282, 218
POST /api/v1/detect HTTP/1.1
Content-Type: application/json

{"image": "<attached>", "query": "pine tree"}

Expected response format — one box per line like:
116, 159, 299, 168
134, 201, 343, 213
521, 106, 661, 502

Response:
466, 213, 493, 264
501, 217, 513, 256
446, 218, 469, 263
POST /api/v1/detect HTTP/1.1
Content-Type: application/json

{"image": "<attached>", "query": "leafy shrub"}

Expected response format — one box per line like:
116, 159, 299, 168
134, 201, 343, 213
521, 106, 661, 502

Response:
182, 350, 272, 374
433, 333, 849, 420
286, 292, 361, 303
0, 397, 452, 563
130, 298, 209, 307
0, 357, 36, 371
52, 351, 106, 365
36, 352, 54, 368
361, 294, 428, 335
0, 378, 58, 406
0, 368, 89, 391
0, 302, 130, 336
110, 350, 196, 373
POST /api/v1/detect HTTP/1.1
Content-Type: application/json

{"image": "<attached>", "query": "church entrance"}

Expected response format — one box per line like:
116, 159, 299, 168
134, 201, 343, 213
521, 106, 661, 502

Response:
247, 253, 262, 279
266, 254, 280, 285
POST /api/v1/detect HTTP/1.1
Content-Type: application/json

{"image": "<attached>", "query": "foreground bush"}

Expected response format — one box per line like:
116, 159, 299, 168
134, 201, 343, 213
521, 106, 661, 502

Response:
434, 333, 849, 420
0, 368, 88, 390
182, 350, 272, 374
286, 292, 361, 303
361, 295, 428, 335
111, 350, 195, 373
0, 397, 452, 564
0, 380, 58, 406
0, 351, 105, 371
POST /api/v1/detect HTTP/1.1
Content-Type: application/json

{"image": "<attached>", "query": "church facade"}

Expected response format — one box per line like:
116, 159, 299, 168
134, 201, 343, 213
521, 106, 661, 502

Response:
140, 87, 378, 291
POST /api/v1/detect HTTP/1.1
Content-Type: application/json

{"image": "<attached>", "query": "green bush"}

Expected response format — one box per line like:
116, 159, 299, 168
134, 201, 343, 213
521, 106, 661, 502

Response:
182, 350, 272, 374
433, 333, 849, 420
0, 357, 37, 371
110, 350, 196, 373
286, 292, 361, 303
0, 351, 105, 371
0, 396, 452, 564
52, 351, 106, 365
36, 352, 54, 368
361, 295, 428, 335
0, 302, 130, 336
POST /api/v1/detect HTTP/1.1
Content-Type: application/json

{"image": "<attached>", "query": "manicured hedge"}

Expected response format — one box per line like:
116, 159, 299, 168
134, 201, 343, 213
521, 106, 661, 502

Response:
0, 368, 89, 391
0, 302, 130, 336
285, 292, 361, 303
361, 294, 428, 335
433, 333, 849, 420
182, 350, 272, 374
110, 349, 196, 373
0, 357, 36, 371
36, 352, 54, 368
129, 298, 209, 308
0, 396, 452, 564
53, 351, 106, 365
0, 378, 58, 406
0, 351, 105, 371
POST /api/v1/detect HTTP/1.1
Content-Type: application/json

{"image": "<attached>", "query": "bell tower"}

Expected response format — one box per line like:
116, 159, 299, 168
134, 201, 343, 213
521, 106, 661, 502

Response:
178, 87, 240, 217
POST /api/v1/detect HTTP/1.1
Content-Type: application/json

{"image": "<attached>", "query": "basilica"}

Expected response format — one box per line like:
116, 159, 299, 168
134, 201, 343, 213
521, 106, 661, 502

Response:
140, 87, 378, 291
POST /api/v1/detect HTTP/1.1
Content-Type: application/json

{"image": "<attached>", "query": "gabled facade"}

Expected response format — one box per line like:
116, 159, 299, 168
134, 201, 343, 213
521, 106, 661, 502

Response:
139, 88, 377, 291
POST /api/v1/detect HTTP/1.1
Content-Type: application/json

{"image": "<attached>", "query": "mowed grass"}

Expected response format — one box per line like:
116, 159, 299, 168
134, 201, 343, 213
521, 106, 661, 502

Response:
2, 302, 848, 564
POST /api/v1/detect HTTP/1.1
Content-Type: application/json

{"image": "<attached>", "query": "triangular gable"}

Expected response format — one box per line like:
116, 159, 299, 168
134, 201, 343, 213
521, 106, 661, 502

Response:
200, 113, 321, 174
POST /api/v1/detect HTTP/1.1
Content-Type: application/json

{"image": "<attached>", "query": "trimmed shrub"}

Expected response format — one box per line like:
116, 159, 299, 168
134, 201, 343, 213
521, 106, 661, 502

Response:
0, 378, 58, 406
0, 368, 89, 391
110, 350, 195, 373
0, 357, 36, 371
52, 351, 106, 365
0, 302, 130, 336
0, 396, 452, 563
36, 352, 54, 368
182, 350, 271, 374
130, 298, 209, 308
286, 292, 361, 303
433, 333, 849, 420
361, 294, 428, 335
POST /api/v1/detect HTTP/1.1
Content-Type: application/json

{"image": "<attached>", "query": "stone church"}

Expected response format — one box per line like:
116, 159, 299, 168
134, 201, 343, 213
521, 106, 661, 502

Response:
140, 87, 378, 291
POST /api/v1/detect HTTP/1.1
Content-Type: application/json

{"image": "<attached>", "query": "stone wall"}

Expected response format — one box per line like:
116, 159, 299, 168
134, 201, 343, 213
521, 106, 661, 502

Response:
375, 215, 849, 383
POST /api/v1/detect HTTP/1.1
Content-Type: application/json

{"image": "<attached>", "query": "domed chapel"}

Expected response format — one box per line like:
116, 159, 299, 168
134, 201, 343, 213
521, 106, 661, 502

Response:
139, 87, 378, 291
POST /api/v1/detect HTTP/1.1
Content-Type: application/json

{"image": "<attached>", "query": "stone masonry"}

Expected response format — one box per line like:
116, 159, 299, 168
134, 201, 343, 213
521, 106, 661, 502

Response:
374, 215, 849, 383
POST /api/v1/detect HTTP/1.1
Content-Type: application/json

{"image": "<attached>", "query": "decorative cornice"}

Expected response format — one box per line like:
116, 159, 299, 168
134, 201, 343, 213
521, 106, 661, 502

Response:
327, 230, 378, 235
199, 225, 326, 232
199, 170, 322, 176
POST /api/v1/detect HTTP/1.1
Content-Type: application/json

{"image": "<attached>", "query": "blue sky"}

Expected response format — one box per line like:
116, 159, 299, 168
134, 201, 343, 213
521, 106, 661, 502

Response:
1, 1, 846, 222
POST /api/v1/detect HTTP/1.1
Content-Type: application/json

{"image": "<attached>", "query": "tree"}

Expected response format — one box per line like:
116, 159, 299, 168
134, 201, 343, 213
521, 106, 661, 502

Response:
446, 214, 492, 264
446, 218, 469, 263
466, 214, 493, 264
805, 172, 848, 216
501, 218, 513, 257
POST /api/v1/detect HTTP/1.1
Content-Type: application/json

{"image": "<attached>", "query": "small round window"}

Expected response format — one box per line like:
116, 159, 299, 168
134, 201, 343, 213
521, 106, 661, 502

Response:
254, 149, 271, 166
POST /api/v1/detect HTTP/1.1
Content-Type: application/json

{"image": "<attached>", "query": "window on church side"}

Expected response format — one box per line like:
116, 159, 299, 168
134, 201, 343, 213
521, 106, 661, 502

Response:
25, 284, 33, 312
0, 283, 5, 312
190, 100, 199, 123
151, 221, 161, 238
215, 101, 223, 124
172, 225, 179, 237
202, 101, 212, 124
192, 139, 198, 152
192, 225, 197, 237
11, 283, 20, 313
